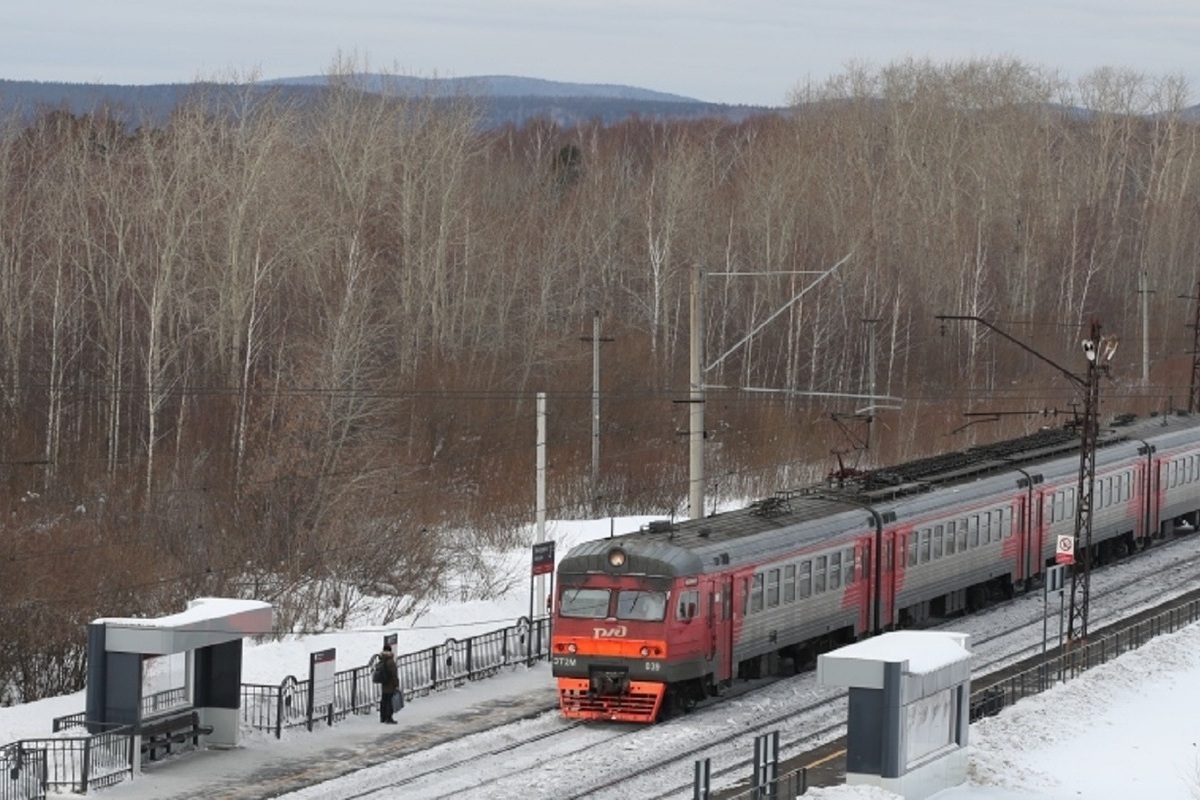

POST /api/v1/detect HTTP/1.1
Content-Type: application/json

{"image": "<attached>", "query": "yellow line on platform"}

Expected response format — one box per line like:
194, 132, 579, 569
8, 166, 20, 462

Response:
806, 748, 846, 768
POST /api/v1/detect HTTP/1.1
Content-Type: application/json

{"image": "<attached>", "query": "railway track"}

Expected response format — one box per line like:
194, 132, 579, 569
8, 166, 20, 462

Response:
288, 529, 1200, 799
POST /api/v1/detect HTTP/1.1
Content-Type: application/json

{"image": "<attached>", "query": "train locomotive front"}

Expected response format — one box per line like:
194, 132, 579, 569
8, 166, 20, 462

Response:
551, 536, 716, 723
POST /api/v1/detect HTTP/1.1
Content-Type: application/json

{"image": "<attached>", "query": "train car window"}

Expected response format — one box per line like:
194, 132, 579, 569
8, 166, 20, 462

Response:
616, 590, 667, 621
933, 525, 944, 559
885, 541, 894, 573
845, 548, 855, 583
969, 515, 980, 548
957, 520, 967, 552
784, 564, 796, 603
920, 529, 931, 563
1003, 507, 1013, 538
766, 569, 781, 607
750, 573, 764, 614
1067, 487, 1075, 516
800, 561, 813, 598
676, 590, 699, 620
908, 534, 918, 567
815, 556, 827, 593
944, 522, 956, 555
559, 588, 611, 619
829, 552, 841, 590
981, 513, 992, 544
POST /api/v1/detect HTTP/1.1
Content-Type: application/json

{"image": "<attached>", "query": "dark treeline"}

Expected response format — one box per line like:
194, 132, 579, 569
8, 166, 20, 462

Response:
2, 58, 1199, 702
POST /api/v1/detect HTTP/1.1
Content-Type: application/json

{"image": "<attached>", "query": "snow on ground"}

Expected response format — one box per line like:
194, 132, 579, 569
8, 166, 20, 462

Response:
4, 515, 1200, 799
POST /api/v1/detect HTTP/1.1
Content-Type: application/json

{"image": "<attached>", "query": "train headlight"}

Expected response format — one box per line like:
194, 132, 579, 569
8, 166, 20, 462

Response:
567, 642, 577, 654
640, 646, 650, 657
607, 548, 627, 568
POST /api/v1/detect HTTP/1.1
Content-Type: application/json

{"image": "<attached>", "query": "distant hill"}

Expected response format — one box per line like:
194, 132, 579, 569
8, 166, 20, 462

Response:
0, 75, 780, 131
261, 73, 703, 103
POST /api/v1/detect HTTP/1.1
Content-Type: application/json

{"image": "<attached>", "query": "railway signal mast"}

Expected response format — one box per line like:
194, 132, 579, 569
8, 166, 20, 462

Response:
935, 316, 1114, 641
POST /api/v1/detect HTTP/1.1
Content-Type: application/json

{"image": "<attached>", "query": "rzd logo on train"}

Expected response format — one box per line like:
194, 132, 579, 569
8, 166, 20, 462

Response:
593, 625, 628, 638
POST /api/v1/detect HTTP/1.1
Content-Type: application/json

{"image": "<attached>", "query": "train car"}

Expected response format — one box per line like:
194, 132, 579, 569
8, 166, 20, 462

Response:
551, 412, 1200, 723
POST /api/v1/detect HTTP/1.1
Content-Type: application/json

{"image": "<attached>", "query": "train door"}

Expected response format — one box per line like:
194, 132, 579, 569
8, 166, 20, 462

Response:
1014, 494, 1030, 582
1031, 489, 1047, 572
881, 530, 900, 630
1149, 455, 1165, 539
856, 539, 872, 635
707, 579, 734, 682
1133, 456, 1149, 542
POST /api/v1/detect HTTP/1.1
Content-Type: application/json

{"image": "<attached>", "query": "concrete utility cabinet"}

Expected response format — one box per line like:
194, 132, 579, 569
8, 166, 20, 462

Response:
85, 598, 273, 748
817, 631, 972, 800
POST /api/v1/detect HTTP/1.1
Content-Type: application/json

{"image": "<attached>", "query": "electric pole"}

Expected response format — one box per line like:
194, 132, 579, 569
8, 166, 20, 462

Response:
935, 315, 1113, 640
1186, 279, 1200, 413
688, 263, 706, 520
579, 311, 612, 516
686, 254, 851, 520
1066, 322, 1105, 642
1139, 272, 1152, 387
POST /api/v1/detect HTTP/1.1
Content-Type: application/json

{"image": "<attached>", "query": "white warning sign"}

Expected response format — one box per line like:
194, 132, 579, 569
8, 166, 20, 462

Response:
1055, 534, 1075, 565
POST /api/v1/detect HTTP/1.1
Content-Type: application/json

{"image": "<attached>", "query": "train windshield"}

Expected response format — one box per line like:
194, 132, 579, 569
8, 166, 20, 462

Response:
559, 588, 611, 618
616, 590, 667, 621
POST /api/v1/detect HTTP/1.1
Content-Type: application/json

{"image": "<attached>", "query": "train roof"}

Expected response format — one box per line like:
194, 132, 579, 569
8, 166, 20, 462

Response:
558, 412, 1200, 578
559, 492, 866, 577
823, 411, 1199, 503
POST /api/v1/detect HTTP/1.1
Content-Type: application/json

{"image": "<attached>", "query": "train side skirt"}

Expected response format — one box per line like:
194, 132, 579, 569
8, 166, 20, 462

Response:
556, 677, 665, 723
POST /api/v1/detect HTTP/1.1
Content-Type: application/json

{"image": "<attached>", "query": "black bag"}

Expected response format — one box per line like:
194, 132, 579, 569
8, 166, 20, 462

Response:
372, 661, 386, 684
392, 690, 404, 714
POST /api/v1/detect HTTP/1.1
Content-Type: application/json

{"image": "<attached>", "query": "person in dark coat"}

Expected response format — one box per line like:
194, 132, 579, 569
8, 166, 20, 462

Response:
379, 645, 400, 724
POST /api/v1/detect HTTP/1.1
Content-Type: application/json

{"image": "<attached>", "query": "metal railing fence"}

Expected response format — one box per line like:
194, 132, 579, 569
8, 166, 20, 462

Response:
0, 726, 132, 798
0, 744, 46, 800
240, 614, 551, 737
721, 766, 808, 800
970, 598, 1200, 720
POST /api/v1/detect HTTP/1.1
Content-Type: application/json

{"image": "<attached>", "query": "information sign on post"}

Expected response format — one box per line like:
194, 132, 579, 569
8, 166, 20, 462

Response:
532, 541, 555, 575
529, 541, 556, 660
308, 648, 336, 731
1055, 534, 1075, 565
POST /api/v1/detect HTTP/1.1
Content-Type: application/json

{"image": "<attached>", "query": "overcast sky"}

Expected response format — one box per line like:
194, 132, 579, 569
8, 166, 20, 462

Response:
4, 1, 1199, 106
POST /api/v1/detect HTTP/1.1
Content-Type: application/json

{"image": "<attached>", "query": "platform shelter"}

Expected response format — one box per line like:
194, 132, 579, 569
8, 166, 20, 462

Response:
85, 598, 273, 750
817, 631, 972, 800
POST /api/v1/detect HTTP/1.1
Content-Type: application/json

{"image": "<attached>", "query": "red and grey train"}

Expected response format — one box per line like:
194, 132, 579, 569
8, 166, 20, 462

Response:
550, 412, 1200, 722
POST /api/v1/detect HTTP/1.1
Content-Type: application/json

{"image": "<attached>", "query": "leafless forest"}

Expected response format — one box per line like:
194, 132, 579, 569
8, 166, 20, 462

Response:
3, 59, 1199, 701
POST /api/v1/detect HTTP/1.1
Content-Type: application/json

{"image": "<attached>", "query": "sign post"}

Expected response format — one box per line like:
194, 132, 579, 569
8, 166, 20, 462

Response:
1042, 564, 1066, 690
308, 648, 336, 731
531, 541, 556, 661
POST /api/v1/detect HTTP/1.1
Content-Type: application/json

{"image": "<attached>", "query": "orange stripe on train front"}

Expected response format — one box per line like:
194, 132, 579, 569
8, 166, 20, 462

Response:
551, 636, 668, 658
